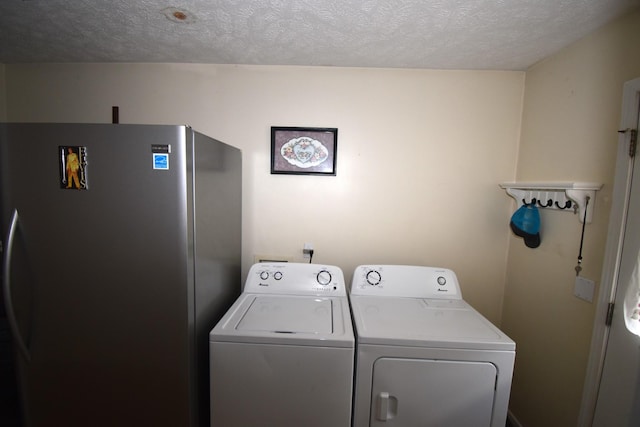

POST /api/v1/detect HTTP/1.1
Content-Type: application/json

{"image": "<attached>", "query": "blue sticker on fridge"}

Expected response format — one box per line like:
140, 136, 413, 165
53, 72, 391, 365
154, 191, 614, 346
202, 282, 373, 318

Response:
152, 144, 170, 170
153, 153, 169, 170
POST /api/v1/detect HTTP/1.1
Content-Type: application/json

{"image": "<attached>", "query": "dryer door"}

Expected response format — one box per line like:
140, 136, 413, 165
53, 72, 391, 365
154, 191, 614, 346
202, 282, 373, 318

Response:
370, 358, 496, 427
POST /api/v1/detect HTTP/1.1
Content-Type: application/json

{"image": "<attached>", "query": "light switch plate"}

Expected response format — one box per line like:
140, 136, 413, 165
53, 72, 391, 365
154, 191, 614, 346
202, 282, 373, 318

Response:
574, 276, 595, 303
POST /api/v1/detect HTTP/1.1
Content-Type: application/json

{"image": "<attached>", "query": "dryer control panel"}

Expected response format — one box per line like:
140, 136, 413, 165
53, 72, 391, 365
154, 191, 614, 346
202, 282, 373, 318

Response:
246, 262, 347, 296
351, 265, 462, 299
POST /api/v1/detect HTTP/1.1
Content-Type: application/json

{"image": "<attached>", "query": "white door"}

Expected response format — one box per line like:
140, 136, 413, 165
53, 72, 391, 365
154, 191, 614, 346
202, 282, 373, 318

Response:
592, 82, 640, 425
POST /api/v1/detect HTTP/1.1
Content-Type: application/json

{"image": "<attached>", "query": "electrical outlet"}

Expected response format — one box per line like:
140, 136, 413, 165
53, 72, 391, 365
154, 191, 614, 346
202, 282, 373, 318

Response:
303, 242, 313, 259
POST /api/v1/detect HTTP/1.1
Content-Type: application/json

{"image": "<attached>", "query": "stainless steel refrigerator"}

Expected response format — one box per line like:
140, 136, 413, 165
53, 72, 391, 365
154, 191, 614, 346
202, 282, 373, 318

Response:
0, 123, 242, 427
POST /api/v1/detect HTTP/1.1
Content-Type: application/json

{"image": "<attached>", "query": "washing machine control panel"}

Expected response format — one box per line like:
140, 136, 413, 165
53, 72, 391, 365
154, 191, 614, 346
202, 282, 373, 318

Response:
351, 265, 462, 299
245, 262, 347, 296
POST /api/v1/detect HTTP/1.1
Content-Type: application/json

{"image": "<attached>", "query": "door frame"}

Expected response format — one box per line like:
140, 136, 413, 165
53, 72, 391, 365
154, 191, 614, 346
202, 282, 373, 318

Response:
578, 77, 640, 426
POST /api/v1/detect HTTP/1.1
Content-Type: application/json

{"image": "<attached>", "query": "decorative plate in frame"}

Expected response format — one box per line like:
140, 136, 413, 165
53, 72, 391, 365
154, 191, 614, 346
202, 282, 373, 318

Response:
271, 126, 338, 176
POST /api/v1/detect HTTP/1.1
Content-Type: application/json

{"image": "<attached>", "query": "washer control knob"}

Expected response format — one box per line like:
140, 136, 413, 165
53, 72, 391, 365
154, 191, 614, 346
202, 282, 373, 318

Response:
259, 271, 269, 280
366, 270, 382, 286
317, 270, 332, 286
437, 276, 447, 286
274, 271, 283, 280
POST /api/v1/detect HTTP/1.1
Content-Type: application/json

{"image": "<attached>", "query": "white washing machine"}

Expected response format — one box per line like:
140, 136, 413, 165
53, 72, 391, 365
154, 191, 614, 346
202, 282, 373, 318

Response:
209, 262, 354, 427
350, 265, 515, 427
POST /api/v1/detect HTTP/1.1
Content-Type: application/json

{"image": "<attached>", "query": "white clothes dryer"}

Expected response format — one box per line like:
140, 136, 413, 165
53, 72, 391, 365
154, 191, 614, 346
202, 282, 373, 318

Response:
350, 265, 515, 427
209, 262, 354, 427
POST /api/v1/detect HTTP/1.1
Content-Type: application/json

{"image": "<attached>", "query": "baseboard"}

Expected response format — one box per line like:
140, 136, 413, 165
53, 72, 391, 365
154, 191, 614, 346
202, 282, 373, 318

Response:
507, 409, 524, 427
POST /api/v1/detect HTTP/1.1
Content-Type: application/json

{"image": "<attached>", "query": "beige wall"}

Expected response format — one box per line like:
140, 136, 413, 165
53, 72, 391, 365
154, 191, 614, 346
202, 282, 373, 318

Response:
3, 64, 524, 323
502, 9, 640, 426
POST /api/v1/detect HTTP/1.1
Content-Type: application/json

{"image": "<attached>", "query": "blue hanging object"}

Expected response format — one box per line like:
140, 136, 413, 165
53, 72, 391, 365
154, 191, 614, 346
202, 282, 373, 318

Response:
510, 204, 541, 248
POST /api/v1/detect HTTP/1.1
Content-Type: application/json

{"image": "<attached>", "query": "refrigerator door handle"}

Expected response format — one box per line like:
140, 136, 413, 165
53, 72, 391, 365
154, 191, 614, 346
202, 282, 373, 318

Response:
2, 209, 31, 362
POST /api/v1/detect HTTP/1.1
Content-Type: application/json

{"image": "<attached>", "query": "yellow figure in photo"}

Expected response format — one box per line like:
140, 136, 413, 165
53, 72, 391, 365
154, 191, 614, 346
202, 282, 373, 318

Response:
66, 147, 80, 189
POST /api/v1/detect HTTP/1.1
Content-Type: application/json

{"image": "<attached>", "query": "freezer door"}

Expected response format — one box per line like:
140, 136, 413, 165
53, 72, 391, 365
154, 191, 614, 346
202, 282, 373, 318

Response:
2, 124, 193, 426
191, 129, 242, 427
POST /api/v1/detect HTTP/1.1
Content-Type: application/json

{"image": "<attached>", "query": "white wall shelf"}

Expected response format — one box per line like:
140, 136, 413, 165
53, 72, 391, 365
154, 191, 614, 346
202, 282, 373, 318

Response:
499, 182, 603, 223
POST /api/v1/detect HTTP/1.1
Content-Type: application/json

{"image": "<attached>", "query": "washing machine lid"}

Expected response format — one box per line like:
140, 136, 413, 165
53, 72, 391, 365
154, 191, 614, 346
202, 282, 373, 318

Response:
210, 293, 354, 348
350, 296, 515, 351
237, 295, 333, 334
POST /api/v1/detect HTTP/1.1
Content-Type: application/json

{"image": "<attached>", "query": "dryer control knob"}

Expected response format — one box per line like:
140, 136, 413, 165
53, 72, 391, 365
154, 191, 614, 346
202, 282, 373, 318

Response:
437, 276, 447, 286
366, 270, 382, 286
274, 271, 283, 280
259, 271, 269, 280
317, 270, 332, 286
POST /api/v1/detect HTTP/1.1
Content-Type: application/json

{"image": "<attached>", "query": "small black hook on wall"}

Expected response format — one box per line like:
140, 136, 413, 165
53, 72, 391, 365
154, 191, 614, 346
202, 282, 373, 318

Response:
521, 197, 568, 209
555, 200, 572, 209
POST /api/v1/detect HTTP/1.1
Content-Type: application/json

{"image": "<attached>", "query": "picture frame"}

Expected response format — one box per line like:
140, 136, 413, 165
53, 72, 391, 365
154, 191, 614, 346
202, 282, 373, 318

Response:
271, 126, 338, 176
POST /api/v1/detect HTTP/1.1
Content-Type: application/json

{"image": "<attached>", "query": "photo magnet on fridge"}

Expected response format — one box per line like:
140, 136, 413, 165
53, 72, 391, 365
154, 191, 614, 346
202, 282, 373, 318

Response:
59, 146, 88, 190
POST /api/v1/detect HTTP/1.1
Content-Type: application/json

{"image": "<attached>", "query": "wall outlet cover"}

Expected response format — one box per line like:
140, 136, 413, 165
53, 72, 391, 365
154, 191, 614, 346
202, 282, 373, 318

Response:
303, 242, 313, 258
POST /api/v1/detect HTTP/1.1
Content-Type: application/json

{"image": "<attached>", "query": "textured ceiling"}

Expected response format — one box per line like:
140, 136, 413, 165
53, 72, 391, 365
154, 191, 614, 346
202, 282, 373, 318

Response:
1, 0, 639, 70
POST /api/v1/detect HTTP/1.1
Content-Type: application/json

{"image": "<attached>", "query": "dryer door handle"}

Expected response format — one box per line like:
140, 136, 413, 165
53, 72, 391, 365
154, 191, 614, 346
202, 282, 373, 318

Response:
376, 391, 397, 421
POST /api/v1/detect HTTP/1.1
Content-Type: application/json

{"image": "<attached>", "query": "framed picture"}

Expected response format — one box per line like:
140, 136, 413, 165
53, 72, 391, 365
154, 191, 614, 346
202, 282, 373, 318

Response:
271, 126, 338, 176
